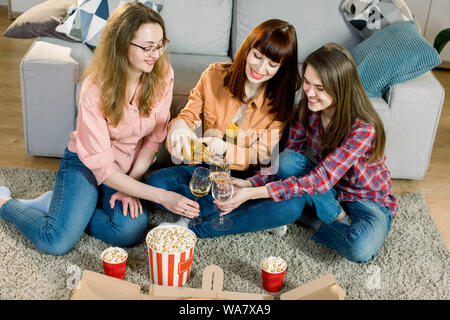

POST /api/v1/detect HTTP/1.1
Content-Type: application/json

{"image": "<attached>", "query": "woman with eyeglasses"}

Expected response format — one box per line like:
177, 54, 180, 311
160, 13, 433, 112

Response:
146, 19, 300, 232
0, 2, 197, 255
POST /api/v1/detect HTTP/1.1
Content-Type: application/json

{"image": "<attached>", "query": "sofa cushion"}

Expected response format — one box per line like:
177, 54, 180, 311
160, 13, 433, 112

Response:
3, 0, 76, 40
21, 36, 94, 157
342, 0, 415, 38
23, 36, 94, 82
350, 21, 441, 98
55, 0, 162, 48
169, 53, 232, 97
231, 0, 361, 63
158, 0, 232, 56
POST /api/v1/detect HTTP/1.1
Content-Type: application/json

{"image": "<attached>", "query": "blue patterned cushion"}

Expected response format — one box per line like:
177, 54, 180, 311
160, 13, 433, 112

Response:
342, 0, 415, 39
350, 21, 441, 98
56, 0, 162, 48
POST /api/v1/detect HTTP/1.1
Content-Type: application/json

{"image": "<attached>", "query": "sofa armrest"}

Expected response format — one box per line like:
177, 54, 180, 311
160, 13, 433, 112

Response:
384, 71, 445, 179
20, 37, 93, 157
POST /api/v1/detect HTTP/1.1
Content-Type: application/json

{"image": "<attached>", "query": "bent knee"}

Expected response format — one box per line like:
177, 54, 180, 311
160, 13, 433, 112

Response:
36, 238, 76, 256
278, 150, 301, 168
343, 237, 386, 264
113, 218, 148, 247
146, 167, 187, 189
345, 248, 377, 264
145, 169, 169, 187
278, 151, 313, 179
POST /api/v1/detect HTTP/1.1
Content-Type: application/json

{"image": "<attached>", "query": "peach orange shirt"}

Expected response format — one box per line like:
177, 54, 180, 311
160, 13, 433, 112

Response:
68, 67, 174, 185
169, 63, 285, 171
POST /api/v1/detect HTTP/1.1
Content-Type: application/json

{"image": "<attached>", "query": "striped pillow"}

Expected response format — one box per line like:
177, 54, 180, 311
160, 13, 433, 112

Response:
56, 0, 162, 48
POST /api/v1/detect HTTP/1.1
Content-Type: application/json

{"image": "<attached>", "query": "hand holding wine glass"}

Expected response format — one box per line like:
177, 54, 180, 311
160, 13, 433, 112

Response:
210, 172, 234, 231
188, 167, 212, 225
231, 177, 253, 188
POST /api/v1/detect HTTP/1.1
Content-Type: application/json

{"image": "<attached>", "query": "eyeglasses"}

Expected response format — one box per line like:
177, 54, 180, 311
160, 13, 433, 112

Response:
129, 40, 170, 56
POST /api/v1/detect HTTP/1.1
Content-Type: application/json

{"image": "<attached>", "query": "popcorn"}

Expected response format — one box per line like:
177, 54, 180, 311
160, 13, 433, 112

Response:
146, 225, 197, 253
261, 256, 287, 273
101, 247, 127, 264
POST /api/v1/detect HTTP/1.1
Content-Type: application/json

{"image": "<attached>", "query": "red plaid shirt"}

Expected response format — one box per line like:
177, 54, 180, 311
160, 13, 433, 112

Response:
248, 112, 398, 215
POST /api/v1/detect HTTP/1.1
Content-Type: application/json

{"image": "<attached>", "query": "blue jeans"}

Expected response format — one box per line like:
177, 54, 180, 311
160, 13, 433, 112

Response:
147, 150, 342, 235
0, 148, 149, 255
146, 164, 314, 236
263, 150, 394, 264
260, 150, 393, 264
147, 150, 393, 264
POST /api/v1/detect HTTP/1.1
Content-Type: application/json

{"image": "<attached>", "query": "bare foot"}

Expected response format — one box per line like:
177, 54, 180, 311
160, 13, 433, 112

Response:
0, 196, 12, 210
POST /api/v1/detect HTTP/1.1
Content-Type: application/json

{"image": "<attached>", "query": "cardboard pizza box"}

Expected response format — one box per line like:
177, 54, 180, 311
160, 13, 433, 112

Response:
70, 265, 345, 300
279, 273, 346, 300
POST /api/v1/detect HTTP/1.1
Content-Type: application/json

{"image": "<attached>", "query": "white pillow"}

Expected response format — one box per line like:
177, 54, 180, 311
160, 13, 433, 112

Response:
56, 0, 163, 48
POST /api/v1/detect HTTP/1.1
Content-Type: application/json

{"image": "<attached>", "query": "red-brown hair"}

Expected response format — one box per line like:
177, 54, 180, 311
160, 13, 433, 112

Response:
224, 19, 300, 122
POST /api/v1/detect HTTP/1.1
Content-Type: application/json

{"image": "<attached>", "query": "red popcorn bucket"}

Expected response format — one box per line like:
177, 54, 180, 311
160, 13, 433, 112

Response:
101, 247, 128, 280
261, 257, 287, 293
146, 225, 197, 287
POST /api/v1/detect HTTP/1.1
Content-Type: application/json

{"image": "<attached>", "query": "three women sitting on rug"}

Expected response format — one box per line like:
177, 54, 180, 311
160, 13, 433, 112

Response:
148, 42, 398, 264
0, 3, 397, 264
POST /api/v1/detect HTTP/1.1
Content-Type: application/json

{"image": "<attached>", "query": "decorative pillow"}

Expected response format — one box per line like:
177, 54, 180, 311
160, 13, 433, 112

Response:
342, 0, 416, 38
3, 0, 77, 40
350, 21, 441, 98
55, 0, 163, 48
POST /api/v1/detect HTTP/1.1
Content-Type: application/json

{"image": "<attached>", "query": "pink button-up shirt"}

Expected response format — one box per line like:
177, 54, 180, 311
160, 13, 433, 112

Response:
68, 67, 174, 185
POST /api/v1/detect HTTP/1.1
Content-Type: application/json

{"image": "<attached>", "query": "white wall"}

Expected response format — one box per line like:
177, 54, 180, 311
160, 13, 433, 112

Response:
0, 0, 7, 6
404, 0, 431, 35
405, 0, 450, 63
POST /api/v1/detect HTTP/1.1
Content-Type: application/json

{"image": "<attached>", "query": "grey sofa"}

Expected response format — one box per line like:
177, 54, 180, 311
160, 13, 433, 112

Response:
20, 0, 444, 180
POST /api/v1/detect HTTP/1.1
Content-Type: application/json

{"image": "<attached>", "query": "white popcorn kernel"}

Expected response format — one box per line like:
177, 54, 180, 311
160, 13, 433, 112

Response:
101, 247, 127, 264
261, 256, 287, 273
146, 226, 196, 253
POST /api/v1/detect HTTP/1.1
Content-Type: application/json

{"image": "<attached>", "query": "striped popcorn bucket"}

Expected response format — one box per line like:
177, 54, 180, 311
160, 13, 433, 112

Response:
146, 226, 196, 287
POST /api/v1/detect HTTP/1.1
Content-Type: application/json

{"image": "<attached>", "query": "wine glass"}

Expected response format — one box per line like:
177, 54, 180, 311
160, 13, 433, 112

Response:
188, 167, 212, 225
209, 159, 231, 180
210, 172, 234, 231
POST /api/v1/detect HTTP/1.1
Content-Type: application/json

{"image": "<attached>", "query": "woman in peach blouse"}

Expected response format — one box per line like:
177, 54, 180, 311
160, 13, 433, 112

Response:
147, 19, 300, 231
0, 2, 197, 255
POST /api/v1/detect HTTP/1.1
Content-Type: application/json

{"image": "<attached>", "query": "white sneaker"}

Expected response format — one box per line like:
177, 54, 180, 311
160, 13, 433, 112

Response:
267, 225, 287, 237
0, 186, 11, 198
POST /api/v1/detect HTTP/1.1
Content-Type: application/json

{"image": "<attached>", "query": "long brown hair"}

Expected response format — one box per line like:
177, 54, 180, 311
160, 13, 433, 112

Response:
224, 19, 300, 122
81, 1, 170, 127
297, 43, 386, 162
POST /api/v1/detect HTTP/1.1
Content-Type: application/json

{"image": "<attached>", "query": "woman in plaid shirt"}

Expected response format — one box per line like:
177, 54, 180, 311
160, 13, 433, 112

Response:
195, 43, 398, 264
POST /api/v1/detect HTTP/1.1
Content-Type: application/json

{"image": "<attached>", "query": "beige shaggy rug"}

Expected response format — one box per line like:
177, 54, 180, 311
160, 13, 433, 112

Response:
0, 166, 449, 300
